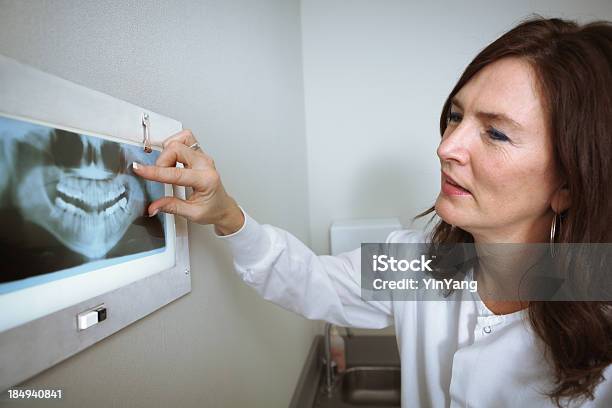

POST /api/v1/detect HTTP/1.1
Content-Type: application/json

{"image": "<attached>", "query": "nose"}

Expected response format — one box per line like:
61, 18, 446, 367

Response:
436, 124, 470, 166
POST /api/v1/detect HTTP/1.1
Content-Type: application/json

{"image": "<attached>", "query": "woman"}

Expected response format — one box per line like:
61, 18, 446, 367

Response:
133, 17, 612, 407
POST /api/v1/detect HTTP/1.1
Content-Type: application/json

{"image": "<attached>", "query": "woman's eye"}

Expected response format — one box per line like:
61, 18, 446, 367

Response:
447, 111, 462, 123
446, 110, 511, 143
486, 127, 510, 142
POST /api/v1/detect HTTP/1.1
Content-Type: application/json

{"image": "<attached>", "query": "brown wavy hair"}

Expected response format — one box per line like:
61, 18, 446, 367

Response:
415, 16, 612, 406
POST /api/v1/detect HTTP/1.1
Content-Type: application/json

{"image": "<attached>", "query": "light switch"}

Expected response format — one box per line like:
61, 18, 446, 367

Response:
77, 304, 106, 331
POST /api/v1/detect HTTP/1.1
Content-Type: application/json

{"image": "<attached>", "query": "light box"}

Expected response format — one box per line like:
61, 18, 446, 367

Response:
0, 54, 191, 391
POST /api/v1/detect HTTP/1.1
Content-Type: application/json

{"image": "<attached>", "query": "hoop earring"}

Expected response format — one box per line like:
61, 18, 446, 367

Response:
550, 212, 560, 257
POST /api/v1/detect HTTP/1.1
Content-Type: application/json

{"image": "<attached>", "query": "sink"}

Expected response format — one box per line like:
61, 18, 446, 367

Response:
290, 336, 401, 408
341, 366, 401, 406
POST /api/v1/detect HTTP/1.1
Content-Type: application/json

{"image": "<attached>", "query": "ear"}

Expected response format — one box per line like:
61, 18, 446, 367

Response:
551, 183, 571, 214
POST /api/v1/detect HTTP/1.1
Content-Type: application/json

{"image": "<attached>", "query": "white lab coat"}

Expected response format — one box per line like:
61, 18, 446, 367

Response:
215, 207, 612, 407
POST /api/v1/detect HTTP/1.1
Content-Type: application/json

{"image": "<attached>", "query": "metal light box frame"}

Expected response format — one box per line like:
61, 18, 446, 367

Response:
0, 54, 191, 391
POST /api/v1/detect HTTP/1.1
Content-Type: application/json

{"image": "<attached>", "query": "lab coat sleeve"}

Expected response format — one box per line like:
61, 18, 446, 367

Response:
214, 206, 394, 329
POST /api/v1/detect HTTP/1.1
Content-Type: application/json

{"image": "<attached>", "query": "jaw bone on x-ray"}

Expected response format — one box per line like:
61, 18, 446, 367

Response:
0, 115, 166, 286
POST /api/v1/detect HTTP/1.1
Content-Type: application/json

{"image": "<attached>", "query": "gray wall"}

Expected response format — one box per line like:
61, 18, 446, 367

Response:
0, 1, 317, 407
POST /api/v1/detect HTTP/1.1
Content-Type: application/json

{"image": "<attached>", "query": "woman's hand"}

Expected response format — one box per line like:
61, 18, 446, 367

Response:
132, 130, 244, 236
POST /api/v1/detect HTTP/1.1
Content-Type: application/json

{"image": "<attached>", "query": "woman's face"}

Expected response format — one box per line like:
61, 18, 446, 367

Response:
434, 57, 566, 243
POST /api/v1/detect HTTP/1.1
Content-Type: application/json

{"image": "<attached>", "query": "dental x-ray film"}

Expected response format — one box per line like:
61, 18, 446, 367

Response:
0, 115, 167, 292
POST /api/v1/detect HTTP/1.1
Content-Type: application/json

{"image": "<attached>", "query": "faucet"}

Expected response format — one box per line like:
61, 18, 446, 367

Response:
324, 323, 353, 396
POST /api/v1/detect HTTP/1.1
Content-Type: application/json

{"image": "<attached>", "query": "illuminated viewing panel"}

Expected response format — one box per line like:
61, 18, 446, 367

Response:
0, 114, 176, 331
0, 54, 189, 392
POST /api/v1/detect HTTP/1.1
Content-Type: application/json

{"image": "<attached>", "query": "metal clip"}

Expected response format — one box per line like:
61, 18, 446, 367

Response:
142, 113, 152, 153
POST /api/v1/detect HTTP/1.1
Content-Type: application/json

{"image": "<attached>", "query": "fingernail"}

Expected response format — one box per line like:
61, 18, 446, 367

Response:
149, 209, 159, 217
132, 162, 140, 170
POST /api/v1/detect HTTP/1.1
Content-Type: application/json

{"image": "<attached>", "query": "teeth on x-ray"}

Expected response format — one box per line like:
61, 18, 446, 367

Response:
0, 115, 166, 285
56, 179, 128, 214
11, 129, 148, 260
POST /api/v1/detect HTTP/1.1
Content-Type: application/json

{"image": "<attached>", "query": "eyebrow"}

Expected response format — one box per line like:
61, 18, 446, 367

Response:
451, 97, 523, 131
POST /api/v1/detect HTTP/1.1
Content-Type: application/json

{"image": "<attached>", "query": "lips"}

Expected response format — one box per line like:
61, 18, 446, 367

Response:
442, 171, 471, 195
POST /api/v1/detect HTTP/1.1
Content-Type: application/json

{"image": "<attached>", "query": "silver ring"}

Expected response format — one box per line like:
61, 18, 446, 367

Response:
188, 142, 201, 151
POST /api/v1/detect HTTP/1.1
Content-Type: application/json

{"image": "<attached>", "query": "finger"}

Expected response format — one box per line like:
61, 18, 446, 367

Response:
156, 141, 197, 168
148, 196, 199, 220
132, 162, 204, 188
156, 141, 215, 171
162, 129, 214, 162
162, 129, 198, 149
